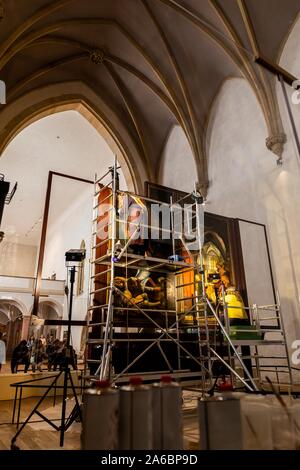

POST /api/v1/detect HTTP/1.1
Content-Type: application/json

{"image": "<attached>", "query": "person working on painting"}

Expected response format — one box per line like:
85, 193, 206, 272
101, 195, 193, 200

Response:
215, 264, 252, 381
216, 265, 249, 326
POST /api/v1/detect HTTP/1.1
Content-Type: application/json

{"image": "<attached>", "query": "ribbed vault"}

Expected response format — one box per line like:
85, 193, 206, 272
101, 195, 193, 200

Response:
0, 0, 299, 195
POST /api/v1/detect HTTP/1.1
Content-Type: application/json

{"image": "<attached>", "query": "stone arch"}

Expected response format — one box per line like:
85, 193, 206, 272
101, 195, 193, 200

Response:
0, 298, 28, 318
0, 310, 9, 325
0, 81, 148, 193
38, 299, 63, 318
275, 12, 300, 167
36, 299, 63, 340
277, 11, 300, 67
0, 298, 26, 356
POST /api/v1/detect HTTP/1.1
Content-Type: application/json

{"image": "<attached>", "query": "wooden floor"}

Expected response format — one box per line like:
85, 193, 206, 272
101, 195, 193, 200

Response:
0, 393, 200, 450
0, 397, 81, 450
0, 362, 85, 374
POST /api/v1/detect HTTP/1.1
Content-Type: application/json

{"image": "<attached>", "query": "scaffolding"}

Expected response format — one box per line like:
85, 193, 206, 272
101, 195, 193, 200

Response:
84, 160, 293, 393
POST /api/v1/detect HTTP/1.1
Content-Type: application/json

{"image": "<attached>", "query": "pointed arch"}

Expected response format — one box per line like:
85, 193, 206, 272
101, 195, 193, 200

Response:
0, 81, 144, 192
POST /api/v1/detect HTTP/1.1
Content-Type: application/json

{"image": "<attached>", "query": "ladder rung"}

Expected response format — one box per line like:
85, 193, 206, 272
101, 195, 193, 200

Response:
180, 340, 209, 344
92, 239, 109, 250
93, 193, 112, 209
174, 269, 194, 275
91, 268, 111, 277
259, 365, 289, 369
95, 169, 112, 185
92, 206, 115, 222
254, 356, 288, 359
87, 322, 107, 327
260, 328, 283, 332
176, 282, 196, 288
87, 359, 102, 363
88, 304, 109, 311
92, 256, 112, 264
258, 317, 279, 320
93, 219, 114, 227
90, 286, 110, 295
176, 297, 195, 302
95, 181, 113, 195
87, 338, 179, 344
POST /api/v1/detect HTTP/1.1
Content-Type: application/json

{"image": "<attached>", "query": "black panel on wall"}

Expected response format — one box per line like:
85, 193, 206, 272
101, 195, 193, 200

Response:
0, 178, 9, 227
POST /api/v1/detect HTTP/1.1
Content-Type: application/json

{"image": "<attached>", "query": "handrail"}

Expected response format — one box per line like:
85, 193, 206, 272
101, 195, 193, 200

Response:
0, 274, 65, 282
10, 371, 85, 429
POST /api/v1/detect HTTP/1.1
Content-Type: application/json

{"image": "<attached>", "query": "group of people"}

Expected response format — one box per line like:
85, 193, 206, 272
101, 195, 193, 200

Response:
0, 334, 78, 374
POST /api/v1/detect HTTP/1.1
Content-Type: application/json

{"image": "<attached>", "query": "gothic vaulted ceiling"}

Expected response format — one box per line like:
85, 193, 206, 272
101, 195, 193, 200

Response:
0, 0, 299, 193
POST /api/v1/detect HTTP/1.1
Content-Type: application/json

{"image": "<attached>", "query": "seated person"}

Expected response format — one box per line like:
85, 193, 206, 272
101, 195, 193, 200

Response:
51, 341, 77, 371
11, 340, 30, 373
30, 339, 47, 372
51, 340, 65, 371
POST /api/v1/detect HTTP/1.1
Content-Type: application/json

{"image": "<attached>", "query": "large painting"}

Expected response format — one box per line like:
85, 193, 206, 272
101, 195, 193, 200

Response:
145, 182, 248, 305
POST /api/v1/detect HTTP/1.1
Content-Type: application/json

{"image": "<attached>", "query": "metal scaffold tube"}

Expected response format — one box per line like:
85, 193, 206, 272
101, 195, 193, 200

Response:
84, 162, 293, 393
98, 157, 118, 380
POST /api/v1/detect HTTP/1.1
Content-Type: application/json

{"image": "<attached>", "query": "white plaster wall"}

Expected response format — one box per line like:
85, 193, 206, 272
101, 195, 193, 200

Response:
1, 110, 129, 352
238, 221, 275, 308
42, 171, 128, 352
0, 242, 37, 277
159, 125, 198, 192
42, 179, 96, 352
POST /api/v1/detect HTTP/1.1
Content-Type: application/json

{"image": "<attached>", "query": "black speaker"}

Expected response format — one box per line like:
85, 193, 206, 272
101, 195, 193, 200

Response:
0, 178, 9, 227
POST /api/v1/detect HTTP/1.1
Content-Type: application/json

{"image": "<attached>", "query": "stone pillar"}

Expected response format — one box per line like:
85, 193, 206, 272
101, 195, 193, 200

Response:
21, 315, 31, 339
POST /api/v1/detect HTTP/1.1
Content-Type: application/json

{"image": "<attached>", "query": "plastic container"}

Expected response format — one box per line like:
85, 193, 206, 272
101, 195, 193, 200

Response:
152, 375, 183, 450
198, 394, 243, 450
291, 402, 300, 450
119, 376, 152, 449
81, 380, 119, 450
241, 395, 273, 449
270, 403, 296, 450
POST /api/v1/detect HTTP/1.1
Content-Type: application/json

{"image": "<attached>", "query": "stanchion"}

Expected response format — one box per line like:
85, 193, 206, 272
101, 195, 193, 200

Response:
11, 250, 85, 450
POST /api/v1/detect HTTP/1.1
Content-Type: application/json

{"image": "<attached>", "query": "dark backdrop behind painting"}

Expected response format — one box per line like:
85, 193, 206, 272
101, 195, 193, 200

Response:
145, 182, 268, 306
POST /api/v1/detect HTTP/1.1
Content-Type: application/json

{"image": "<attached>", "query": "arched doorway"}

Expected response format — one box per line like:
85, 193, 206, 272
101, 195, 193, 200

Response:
1, 105, 137, 357
0, 300, 24, 357
0, 89, 142, 193
37, 300, 63, 341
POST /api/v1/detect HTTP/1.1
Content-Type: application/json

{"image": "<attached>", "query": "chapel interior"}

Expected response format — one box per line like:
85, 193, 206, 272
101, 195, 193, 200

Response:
0, 0, 300, 452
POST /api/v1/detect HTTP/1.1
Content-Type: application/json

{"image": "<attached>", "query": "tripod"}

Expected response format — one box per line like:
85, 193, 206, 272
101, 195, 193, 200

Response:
11, 266, 82, 449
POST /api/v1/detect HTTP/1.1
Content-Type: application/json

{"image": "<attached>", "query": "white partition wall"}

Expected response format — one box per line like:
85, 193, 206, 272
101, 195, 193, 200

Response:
238, 220, 276, 308
238, 219, 291, 383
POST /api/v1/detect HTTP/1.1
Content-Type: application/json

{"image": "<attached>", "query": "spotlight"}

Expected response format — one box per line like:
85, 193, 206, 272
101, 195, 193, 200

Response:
65, 248, 86, 267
